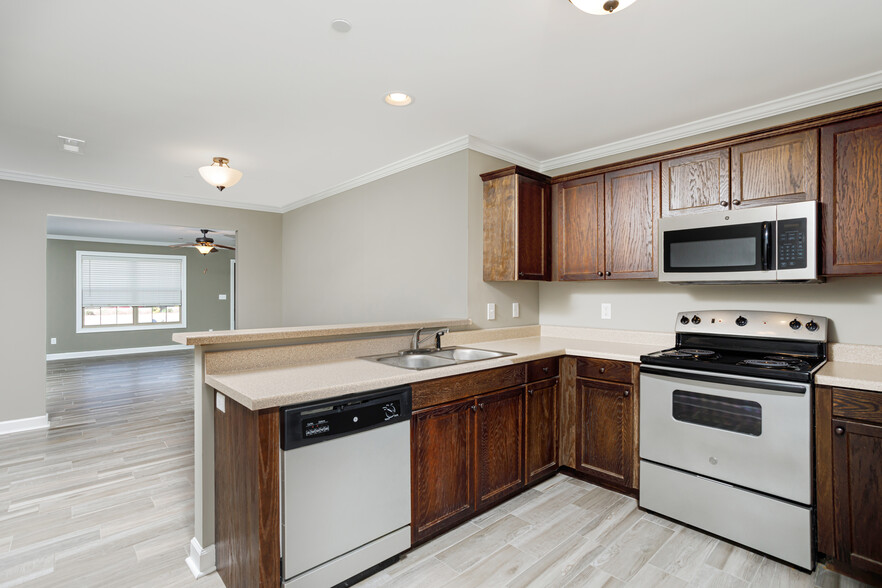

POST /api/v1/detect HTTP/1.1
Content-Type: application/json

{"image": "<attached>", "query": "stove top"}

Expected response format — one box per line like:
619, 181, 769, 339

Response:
640, 310, 828, 383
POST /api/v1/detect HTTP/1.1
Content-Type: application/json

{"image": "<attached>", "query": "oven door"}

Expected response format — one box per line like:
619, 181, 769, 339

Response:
639, 366, 812, 504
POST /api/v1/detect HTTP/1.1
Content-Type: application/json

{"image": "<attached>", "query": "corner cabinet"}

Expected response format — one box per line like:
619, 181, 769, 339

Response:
482, 166, 552, 281
553, 163, 659, 280
821, 113, 882, 276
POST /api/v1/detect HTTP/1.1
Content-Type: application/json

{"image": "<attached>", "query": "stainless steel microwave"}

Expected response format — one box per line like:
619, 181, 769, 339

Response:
659, 201, 819, 283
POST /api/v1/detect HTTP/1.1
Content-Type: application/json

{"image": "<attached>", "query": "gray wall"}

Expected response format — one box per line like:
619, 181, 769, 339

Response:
1, 180, 282, 422
282, 152, 470, 325
46, 239, 233, 354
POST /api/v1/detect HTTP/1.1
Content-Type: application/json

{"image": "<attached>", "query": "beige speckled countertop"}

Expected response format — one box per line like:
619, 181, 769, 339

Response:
816, 362, 882, 392
206, 335, 664, 411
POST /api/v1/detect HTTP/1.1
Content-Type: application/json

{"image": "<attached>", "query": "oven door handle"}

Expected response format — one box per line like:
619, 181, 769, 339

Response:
640, 366, 807, 394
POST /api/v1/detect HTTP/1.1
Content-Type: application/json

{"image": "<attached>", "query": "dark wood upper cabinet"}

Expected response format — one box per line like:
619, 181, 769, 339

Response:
482, 166, 551, 281
525, 378, 559, 484
476, 386, 525, 509
604, 162, 660, 279
661, 148, 730, 216
731, 130, 819, 209
821, 113, 882, 276
575, 378, 635, 489
553, 174, 605, 280
411, 398, 476, 543
832, 417, 882, 576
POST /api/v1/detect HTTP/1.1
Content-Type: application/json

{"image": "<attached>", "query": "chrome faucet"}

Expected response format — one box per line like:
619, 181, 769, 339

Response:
410, 327, 449, 351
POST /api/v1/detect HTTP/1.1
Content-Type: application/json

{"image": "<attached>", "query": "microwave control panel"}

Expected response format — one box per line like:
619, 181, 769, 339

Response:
777, 218, 807, 269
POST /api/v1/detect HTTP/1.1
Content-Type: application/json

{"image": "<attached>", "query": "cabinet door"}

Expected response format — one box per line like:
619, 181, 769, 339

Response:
526, 378, 559, 484
517, 175, 552, 280
576, 379, 633, 488
661, 148, 730, 216
604, 163, 660, 279
411, 399, 475, 542
731, 130, 819, 209
554, 174, 605, 280
821, 114, 882, 275
483, 173, 517, 281
476, 386, 525, 509
832, 419, 882, 575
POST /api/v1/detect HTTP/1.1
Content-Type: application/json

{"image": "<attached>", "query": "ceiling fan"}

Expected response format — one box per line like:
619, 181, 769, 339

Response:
170, 229, 235, 255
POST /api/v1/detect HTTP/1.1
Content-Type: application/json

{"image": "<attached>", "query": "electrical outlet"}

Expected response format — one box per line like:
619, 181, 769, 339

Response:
219, 294, 227, 300
216, 392, 226, 413
512, 302, 520, 318
487, 303, 496, 320
601, 303, 612, 320
50, 338, 57, 345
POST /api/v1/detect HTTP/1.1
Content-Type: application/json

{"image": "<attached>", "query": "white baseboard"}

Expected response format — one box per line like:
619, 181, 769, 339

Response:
0, 414, 49, 436
185, 537, 216, 579
47, 344, 194, 361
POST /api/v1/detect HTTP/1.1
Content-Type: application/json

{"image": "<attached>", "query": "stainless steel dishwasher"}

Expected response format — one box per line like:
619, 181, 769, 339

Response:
280, 385, 412, 588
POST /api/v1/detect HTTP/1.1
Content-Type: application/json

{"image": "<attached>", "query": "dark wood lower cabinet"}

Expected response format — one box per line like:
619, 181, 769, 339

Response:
477, 387, 525, 508
411, 398, 476, 543
525, 378, 559, 483
575, 378, 634, 489
832, 418, 882, 576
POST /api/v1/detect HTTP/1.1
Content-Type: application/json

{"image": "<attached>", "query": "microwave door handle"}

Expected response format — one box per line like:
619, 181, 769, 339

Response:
761, 222, 772, 271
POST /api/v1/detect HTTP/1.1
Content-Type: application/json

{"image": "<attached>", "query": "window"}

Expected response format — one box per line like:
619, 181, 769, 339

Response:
76, 251, 186, 333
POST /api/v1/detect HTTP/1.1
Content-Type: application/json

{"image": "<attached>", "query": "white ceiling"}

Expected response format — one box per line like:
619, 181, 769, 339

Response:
3, 0, 882, 212
47, 216, 236, 247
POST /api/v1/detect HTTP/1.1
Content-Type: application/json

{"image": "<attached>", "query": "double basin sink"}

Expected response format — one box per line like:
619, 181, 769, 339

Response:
362, 347, 516, 370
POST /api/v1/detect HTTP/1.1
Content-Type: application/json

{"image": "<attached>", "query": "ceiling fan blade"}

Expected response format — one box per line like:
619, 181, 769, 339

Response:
212, 244, 236, 250
168, 244, 195, 248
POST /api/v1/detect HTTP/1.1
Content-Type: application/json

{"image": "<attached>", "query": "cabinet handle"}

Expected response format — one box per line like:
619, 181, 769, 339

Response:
597, 271, 603, 277
835, 426, 845, 436
528, 389, 534, 396
518, 271, 525, 277
719, 201, 728, 207
479, 403, 485, 410
599, 367, 605, 374
542, 367, 549, 373
605, 271, 611, 276
471, 405, 477, 412
732, 199, 742, 206
624, 390, 630, 397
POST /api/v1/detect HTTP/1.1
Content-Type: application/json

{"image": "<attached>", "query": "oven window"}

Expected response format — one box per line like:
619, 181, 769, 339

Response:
672, 390, 762, 436
670, 237, 756, 268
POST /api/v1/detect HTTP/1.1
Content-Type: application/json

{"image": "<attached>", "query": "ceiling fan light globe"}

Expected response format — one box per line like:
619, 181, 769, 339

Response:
198, 161, 243, 191
569, 0, 637, 14
195, 244, 216, 255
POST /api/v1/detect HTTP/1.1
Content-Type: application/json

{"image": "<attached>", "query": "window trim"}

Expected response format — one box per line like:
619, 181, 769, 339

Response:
75, 251, 187, 334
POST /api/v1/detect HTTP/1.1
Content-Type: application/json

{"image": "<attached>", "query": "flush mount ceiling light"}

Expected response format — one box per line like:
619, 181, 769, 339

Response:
331, 18, 352, 33
198, 157, 243, 191
58, 135, 85, 154
384, 92, 413, 107
569, 0, 637, 14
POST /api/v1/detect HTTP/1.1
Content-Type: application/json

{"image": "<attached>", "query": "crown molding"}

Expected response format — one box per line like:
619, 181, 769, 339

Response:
0, 169, 283, 214
539, 69, 882, 172
466, 137, 540, 169
46, 234, 181, 247
281, 136, 473, 213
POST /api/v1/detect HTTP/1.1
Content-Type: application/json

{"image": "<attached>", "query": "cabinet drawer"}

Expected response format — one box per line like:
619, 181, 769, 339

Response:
412, 364, 525, 410
833, 387, 882, 425
576, 357, 633, 384
527, 357, 559, 382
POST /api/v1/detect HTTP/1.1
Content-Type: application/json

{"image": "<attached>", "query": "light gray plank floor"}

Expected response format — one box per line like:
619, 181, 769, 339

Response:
0, 354, 872, 587
0, 352, 223, 588
357, 475, 873, 588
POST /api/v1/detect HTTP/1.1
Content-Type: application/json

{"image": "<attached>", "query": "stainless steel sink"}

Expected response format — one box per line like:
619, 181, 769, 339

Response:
362, 347, 515, 371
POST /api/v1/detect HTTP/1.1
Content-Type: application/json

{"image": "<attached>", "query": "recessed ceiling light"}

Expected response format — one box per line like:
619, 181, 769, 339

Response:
331, 19, 351, 33
384, 92, 413, 107
58, 135, 85, 154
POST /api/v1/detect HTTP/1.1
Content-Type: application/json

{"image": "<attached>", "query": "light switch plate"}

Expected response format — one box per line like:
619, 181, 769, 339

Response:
219, 294, 227, 300
601, 303, 612, 320
512, 302, 520, 318
216, 392, 226, 413
487, 303, 496, 320
50, 338, 57, 345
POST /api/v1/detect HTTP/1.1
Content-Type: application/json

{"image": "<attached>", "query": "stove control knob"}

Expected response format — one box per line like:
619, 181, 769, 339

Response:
735, 316, 748, 327
691, 315, 701, 325
789, 318, 802, 330
680, 315, 689, 325
806, 320, 819, 332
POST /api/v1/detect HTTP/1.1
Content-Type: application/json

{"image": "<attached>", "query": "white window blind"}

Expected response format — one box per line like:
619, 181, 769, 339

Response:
81, 254, 184, 307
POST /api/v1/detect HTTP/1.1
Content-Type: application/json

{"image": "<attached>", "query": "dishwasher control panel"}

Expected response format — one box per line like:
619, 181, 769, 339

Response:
281, 385, 412, 450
